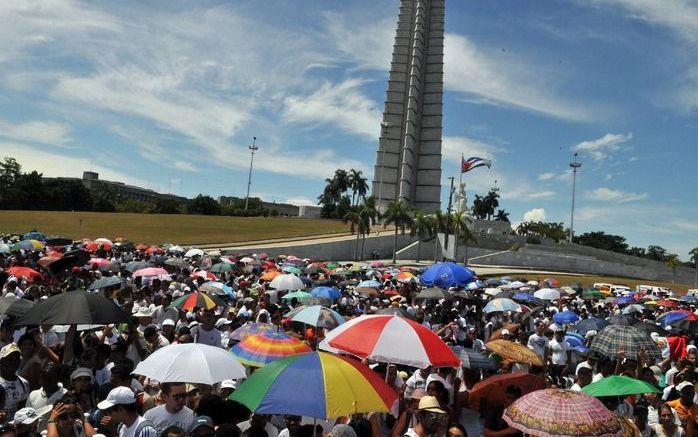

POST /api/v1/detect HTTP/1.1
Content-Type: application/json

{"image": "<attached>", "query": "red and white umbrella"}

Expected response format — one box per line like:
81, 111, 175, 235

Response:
191, 270, 217, 281
133, 267, 170, 278
88, 258, 111, 267
322, 315, 459, 368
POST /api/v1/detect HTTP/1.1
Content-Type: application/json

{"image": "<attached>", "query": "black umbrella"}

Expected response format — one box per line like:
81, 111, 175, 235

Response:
575, 317, 610, 336
88, 276, 125, 290
451, 346, 496, 370
607, 315, 638, 326
451, 291, 484, 306
416, 287, 451, 300
98, 262, 121, 273
45, 237, 73, 246
48, 253, 90, 274
165, 258, 189, 269
16, 290, 130, 325
125, 261, 150, 272
375, 307, 415, 319
0, 297, 35, 317
633, 321, 668, 337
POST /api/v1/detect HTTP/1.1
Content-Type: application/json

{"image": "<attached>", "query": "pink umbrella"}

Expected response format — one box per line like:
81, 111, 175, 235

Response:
322, 315, 459, 368
133, 267, 169, 278
503, 388, 622, 437
369, 261, 383, 268
88, 258, 111, 267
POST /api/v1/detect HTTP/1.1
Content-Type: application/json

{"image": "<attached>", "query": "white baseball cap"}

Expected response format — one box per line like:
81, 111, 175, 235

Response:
162, 319, 175, 327
220, 380, 237, 390
97, 387, 136, 410
12, 406, 51, 425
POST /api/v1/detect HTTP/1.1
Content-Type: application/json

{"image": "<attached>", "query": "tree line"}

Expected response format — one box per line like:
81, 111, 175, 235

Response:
0, 157, 280, 217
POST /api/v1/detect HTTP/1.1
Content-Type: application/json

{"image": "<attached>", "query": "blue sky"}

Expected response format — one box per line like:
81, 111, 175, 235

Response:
1, 0, 696, 260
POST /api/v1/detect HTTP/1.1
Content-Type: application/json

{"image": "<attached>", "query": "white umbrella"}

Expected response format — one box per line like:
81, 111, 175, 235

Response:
0, 244, 9, 254
95, 237, 113, 246
169, 245, 185, 253
484, 288, 502, 296
270, 274, 305, 291
503, 280, 526, 290
133, 343, 246, 384
240, 256, 255, 263
534, 288, 561, 300
184, 248, 205, 258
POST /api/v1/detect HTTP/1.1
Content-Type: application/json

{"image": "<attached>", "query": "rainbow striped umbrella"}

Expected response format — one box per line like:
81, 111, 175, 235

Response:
170, 292, 226, 311
229, 322, 277, 341
232, 331, 311, 367
229, 351, 397, 419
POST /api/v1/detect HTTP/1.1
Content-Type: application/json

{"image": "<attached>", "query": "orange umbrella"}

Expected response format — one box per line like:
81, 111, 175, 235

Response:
488, 323, 521, 342
38, 256, 61, 267
6, 267, 43, 282
261, 270, 282, 281
486, 339, 544, 366
468, 372, 546, 411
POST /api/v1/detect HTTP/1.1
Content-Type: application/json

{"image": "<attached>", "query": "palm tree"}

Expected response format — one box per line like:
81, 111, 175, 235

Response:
412, 210, 434, 263
665, 255, 680, 284
483, 188, 500, 220
333, 169, 350, 195
348, 169, 369, 206
343, 196, 379, 260
690, 247, 698, 286
494, 209, 510, 223
472, 195, 487, 220
383, 200, 414, 264
460, 221, 478, 265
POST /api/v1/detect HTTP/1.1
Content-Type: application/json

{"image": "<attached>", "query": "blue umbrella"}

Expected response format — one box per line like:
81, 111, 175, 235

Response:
512, 293, 543, 305
420, 262, 475, 288
22, 230, 45, 241
310, 286, 342, 300
564, 333, 589, 353
357, 280, 381, 288
615, 296, 634, 305
553, 310, 580, 325
575, 317, 610, 336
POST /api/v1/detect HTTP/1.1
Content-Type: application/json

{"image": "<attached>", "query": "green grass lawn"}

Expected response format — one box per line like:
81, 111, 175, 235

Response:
0, 211, 348, 245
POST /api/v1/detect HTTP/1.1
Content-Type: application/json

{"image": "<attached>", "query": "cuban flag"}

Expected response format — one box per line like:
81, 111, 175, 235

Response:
461, 156, 492, 173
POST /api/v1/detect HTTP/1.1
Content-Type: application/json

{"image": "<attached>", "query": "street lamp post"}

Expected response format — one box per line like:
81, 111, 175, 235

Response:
376, 122, 389, 214
244, 136, 258, 211
444, 176, 455, 260
569, 152, 582, 243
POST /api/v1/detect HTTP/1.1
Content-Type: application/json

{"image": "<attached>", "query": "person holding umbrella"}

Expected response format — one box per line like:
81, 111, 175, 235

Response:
403, 396, 448, 437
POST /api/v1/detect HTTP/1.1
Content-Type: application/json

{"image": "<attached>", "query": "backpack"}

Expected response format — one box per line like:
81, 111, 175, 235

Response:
118, 419, 155, 437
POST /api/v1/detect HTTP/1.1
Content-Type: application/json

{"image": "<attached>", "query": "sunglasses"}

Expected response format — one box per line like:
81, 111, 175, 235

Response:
169, 393, 187, 401
424, 412, 447, 422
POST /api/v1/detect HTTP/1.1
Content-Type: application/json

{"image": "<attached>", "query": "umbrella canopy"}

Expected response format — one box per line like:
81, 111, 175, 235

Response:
657, 310, 697, 327
285, 305, 345, 329
6, 267, 43, 282
184, 248, 205, 258
375, 307, 415, 320
0, 296, 35, 317
503, 388, 622, 437
415, 287, 451, 301
309, 286, 342, 300
486, 340, 544, 366
534, 288, 561, 301
124, 260, 150, 272
451, 346, 496, 370
88, 276, 125, 290
512, 293, 544, 306
0, 244, 9, 254
133, 267, 169, 278
48, 251, 91, 274
281, 265, 302, 275
17, 290, 130, 325
133, 343, 246, 384
582, 375, 660, 397
270, 274, 305, 291
198, 282, 235, 299
607, 315, 637, 326
210, 263, 234, 273
164, 258, 189, 269
553, 310, 580, 325
229, 352, 397, 419
260, 270, 282, 281
632, 321, 668, 337
229, 323, 277, 342
232, 331, 312, 367
170, 292, 226, 311
45, 237, 73, 246
280, 291, 313, 302
11, 239, 44, 252
621, 304, 645, 315
87, 258, 111, 267
357, 280, 381, 288
483, 298, 521, 314
468, 372, 546, 410
582, 289, 606, 300
590, 325, 662, 360
322, 314, 459, 368
419, 262, 475, 288
656, 299, 678, 308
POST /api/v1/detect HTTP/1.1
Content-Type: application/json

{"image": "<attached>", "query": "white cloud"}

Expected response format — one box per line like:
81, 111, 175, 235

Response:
322, 11, 394, 71
282, 79, 381, 139
589, 0, 698, 42
538, 172, 556, 181
572, 133, 632, 160
0, 120, 72, 146
444, 34, 598, 122
523, 208, 547, 222
586, 187, 648, 203
0, 141, 151, 189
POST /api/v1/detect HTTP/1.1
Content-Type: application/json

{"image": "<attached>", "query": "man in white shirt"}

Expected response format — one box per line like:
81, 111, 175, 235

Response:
527, 321, 549, 362
0, 344, 29, 417
143, 383, 196, 436
548, 329, 572, 386
404, 366, 432, 399
143, 325, 170, 353
98, 386, 157, 437
191, 311, 221, 347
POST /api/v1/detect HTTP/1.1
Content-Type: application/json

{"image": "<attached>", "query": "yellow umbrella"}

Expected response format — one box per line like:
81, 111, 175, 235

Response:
486, 339, 544, 367
260, 270, 282, 281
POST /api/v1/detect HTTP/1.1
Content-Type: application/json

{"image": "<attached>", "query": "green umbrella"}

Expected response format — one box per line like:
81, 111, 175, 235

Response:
582, 375, 660, 397
210, 263, 234, 273
582, 289, 605, 300
281, 291, 313, 302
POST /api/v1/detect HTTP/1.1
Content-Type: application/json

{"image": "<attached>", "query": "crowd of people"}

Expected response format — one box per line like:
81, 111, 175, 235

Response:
0, 232, 696, 437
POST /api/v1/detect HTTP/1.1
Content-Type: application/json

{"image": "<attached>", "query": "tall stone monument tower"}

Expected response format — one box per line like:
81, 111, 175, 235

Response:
372, 0, 444, 213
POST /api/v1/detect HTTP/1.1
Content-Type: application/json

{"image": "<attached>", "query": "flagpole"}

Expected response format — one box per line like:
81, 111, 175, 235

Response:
455, 154, 464, 263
